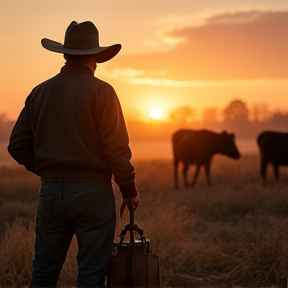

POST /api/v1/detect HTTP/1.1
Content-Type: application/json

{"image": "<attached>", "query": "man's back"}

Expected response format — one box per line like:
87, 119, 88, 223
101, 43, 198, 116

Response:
7, 21, 139, 288
27, 64, 116, 178
9, 64, 135, 183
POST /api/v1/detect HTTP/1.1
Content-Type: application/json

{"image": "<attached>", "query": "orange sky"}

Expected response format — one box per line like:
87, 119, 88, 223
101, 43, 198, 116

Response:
0, 1, 287, 122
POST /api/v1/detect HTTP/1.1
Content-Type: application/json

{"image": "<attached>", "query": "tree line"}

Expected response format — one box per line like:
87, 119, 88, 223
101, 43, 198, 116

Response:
127, 99, 288, 141
169, 99, 287, 125
0, 99, 287, 143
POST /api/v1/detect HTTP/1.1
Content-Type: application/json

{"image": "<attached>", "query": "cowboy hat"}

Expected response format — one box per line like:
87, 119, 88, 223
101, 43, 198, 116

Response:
41, 21, 121, 63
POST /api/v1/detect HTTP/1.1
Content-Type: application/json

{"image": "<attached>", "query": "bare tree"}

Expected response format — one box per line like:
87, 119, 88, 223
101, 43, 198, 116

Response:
202, 107, 219, 123
252, 103, 271, 122
169, 105, 196, 124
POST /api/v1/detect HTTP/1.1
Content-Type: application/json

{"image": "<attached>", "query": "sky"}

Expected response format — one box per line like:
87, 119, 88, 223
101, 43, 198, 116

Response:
0, 0, 287, 122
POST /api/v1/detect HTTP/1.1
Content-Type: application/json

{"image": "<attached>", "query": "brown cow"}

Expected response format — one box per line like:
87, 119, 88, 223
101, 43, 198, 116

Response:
172, 129, 241, 189
257, 131, 288, 182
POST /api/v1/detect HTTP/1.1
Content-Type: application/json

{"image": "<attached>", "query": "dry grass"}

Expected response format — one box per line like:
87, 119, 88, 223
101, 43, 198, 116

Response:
1, 153, 288, 287
0, 167, 39, 236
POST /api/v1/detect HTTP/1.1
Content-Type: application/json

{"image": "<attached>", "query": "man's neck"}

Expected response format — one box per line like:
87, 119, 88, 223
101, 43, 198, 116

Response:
65, 61, 96, 74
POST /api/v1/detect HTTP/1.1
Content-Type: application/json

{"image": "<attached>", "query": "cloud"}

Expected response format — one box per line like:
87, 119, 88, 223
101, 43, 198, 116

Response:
205, 9, 271, 25
108, 10, 288, 82
117, 77, 288, 88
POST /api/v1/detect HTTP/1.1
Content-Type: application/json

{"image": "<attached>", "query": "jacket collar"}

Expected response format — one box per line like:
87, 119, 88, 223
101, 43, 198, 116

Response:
60, 64, 94, 75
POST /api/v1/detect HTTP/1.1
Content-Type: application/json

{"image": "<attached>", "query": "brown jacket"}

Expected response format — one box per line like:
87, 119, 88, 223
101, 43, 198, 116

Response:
8, 64, 137, 198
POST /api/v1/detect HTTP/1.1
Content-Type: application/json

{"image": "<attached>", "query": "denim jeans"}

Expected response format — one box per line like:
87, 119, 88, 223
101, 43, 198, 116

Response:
29, 179, 116, 288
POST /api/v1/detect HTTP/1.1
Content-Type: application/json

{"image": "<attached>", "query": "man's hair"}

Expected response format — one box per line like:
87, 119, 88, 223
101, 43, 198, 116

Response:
64, 54, 98, 63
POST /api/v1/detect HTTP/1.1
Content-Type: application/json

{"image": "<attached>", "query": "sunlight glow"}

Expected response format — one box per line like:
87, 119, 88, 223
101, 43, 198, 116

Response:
121, 77, 288, 88
149, 106, 163, 120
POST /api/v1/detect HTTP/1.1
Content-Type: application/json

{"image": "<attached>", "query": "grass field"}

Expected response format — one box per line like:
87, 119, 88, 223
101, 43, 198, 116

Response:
0, 153, 288, 287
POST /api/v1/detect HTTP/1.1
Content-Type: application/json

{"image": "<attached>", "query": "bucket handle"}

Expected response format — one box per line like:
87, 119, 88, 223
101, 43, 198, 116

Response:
119, 210, 148, 246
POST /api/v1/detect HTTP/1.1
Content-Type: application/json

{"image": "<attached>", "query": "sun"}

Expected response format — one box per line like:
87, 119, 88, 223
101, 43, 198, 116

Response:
149, 106, 163, 120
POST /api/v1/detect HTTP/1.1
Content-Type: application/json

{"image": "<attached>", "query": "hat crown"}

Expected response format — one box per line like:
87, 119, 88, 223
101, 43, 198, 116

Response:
41, 20, 121, 62
63, 21, 100, 49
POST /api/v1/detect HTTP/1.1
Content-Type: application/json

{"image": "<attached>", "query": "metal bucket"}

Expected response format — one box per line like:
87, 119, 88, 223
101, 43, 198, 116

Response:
107, 211, 160, 288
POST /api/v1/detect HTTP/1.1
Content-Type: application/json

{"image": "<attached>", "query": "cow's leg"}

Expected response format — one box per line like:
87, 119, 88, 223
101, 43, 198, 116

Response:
182, 163, 189, 188
273, 164, 279, 181
260, 157, 267, 182
204, 162, 212, 186
173, 157, 179, 189
191, 164, 200, 187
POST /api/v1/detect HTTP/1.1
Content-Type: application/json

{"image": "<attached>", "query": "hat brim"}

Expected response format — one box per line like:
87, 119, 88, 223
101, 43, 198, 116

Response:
41, 38, 121, 63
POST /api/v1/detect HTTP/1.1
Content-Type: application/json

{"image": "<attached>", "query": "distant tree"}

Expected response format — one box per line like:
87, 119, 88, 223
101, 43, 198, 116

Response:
0, 113, 14, 143
0, 113, 8, 122
202, 107, 219, 123
169, 105, 195, 124
223, 99, 249, 122
268, 111, 288, 128
252, 103, 271, 122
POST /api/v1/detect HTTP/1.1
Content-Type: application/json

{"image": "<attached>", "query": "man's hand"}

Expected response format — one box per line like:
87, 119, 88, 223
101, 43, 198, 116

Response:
120, 195, 139, 218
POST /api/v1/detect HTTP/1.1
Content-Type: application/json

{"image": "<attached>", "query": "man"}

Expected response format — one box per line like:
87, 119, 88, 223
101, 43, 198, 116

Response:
8, 21, 139, 288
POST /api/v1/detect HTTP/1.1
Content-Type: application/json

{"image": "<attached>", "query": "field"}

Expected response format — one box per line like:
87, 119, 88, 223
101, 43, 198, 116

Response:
0, 153, 288, 287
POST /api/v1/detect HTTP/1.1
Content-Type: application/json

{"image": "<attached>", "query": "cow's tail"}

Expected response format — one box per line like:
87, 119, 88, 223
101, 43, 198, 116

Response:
172, 133, 179, 190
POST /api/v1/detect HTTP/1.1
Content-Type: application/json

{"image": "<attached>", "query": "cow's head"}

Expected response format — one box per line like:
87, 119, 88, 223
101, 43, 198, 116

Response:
219, 131, 241, 159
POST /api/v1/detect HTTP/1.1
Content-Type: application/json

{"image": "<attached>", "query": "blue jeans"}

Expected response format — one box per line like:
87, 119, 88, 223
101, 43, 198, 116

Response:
29, 179, 116, 288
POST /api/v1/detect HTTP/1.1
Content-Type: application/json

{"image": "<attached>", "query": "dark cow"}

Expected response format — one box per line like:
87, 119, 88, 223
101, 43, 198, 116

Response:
257, 131, 288, 182
172, 129, 241, 189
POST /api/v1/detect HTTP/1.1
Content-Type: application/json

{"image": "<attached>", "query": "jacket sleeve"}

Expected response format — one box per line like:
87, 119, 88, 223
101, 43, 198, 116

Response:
7, 104, 36, 174
95, 85, 138, 199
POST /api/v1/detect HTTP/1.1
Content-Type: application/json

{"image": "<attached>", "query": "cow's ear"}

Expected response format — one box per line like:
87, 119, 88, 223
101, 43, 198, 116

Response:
221, 130, 228, 135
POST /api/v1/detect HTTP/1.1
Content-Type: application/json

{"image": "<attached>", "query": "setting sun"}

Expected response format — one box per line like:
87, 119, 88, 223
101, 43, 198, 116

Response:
149, 106, 163, 120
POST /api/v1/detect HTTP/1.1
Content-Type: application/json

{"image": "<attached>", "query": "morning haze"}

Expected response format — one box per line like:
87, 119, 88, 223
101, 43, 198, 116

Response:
0, 1, 287, 122
1, 1, 288, 287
